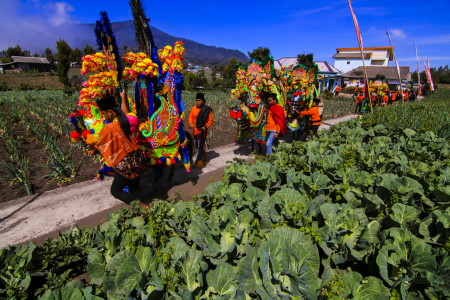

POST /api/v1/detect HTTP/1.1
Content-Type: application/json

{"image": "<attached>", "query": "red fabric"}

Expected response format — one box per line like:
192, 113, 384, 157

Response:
229, 109, 238, 119
269, 105, 287, 137
82, 130, 91, 138
70, 132, 80, 138
78, 110, 86, 116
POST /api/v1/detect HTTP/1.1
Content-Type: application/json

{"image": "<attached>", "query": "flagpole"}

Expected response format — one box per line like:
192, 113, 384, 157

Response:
414, 44, 421, 96
386, 27, 404, 105
348, 0, 373, 113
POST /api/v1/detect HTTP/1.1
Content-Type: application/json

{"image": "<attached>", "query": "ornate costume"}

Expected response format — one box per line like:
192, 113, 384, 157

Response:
69, 11, 191, 180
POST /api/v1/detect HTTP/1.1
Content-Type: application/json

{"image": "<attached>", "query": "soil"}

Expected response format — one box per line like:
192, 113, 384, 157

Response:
0, 73, 64, 89
0, 108, 239, 204
0, 109, 101, 203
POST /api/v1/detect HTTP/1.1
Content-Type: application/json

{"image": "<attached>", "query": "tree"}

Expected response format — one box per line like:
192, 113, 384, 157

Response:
374, 74, 386, 81
1, 58, 12, 63
32, 52, 40, 57
297, 53, 315, 69
83, 44, 96, 55
45, 48, 54, 64
4, 45, 30, 58
223, 57, 238, 81
69, 48, 82, 64
212, 65, 218, 81
248, 47, 270, 62
56, 39, 72, 87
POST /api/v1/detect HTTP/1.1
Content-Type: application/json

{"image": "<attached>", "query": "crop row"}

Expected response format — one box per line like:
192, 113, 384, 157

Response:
0, 91, 84, 191
1, 93, 449, 299
362, 88, 450, 139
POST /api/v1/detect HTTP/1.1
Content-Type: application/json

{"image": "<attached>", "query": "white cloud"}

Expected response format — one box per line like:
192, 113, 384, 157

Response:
0, 0, 93, 54
47, 2, 76, 27
397, 56, 450, 62
415, 33, 450, 45
391, 29, 406, 39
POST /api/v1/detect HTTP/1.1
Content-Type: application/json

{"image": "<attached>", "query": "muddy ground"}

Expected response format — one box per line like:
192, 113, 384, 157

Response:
0, 112, 238, 203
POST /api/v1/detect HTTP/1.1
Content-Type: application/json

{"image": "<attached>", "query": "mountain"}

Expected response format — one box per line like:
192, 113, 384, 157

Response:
80, 20, 248, 65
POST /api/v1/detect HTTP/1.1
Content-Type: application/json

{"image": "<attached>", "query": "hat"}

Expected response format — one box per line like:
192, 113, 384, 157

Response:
196, 93, 205, 101
96, 95, 118, 111
267, 93, 278, 100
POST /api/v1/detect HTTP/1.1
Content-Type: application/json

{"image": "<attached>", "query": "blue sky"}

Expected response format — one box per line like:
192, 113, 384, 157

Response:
2, 0, 450, 72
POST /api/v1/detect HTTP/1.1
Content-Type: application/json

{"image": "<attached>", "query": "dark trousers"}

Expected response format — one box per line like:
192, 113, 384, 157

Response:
310, 125, 320, 135
354, 102, 362, 113
110, 171, 141, 204
194, 131, 207, 163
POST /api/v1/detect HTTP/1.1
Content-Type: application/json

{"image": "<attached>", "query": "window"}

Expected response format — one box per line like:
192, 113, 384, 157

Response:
347, 61, 350, 64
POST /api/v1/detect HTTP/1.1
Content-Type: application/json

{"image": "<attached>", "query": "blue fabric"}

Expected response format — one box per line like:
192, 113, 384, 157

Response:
266, 130, 276, 155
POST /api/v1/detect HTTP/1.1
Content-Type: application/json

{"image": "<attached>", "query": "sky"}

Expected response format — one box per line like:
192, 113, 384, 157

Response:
2, 0, 450, 72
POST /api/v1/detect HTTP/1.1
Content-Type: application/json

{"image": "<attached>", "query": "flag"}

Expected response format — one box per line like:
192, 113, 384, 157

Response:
348, 0, 370, 99
386, 28, 404, 101
427, 58, 435, 91
414, 44, 421, 95
423, 57, 434, 91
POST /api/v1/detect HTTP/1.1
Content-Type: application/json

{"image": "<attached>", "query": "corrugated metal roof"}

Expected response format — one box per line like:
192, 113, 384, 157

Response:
274, 57, 341, 74
342, 66, 410, 80
315, 61, 341, 73
332, 52, 372, 59
11, 56, 50, 64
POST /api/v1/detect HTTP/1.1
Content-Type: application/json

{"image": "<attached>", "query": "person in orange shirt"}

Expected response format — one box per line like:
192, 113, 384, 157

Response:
382, 91, 389, 106
300, 98, 322, 135
403, 90, 409, 102
391, 91, 397, 101
265, 93, 287, 154
354, 92, 364, 114
189, 93, 214, 168
334, 85, 341, 97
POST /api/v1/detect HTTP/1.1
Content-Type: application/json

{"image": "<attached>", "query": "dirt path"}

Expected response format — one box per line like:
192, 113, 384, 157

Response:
0, 143, 254, 248
0, 114, 358, 248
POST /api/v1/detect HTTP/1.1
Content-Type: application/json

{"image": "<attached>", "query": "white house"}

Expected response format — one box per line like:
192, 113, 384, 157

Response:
274, 57, 342, 91
333, 47, 393, 74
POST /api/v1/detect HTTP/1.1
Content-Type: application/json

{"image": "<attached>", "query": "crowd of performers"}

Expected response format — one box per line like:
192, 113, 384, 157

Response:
349, 85, 420, 114
68, 11, 204, 208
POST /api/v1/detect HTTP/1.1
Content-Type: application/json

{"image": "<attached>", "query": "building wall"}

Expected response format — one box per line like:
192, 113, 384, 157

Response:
334, 58, 371, 74
334, 50, 390, 74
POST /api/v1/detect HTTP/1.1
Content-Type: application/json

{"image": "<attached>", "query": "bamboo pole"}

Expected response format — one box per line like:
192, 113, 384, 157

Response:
347, 0, 373, 113
386, 27, 404, 104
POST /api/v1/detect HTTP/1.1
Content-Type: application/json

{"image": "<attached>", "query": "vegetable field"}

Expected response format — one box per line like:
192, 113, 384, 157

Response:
1, 91, 449, 299
0, 90, 101, 201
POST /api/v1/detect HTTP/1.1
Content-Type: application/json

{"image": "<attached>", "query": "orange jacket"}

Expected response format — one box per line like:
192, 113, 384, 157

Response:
189, 106, 214, 135
382, 95, 389, 103
392, 92, 397, 100
403, 92, 409, 99
355, 96, 364, 103
266, 109, 280, 132
300, 106, 321, 125
335, 86, 341, 92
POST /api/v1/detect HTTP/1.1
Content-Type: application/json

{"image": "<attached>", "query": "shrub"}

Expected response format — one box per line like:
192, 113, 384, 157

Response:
346, 86, 356, 94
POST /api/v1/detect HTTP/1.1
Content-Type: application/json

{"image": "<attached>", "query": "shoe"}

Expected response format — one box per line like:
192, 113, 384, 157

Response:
197, 160, 204, 168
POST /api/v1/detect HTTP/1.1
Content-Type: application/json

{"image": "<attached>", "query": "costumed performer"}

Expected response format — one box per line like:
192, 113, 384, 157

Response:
382, 90, 389, 106
95, 95, 149, 208
334, 85, 341, 97
265, 93, 287, 155
300, 98, 322, 136
189, 93, 214, 168
354, 92, 364, 114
